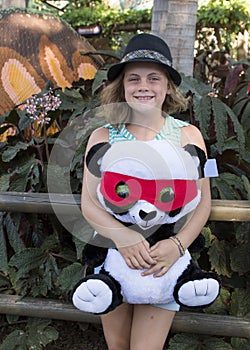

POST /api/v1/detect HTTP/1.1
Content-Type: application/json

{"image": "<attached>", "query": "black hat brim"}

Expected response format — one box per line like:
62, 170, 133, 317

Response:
107, 58, 182, 86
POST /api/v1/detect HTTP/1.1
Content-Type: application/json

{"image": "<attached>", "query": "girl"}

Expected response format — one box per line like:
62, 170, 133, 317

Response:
81, 33, 211, 350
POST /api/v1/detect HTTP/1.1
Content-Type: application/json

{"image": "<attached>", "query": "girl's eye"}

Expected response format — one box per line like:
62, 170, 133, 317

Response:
115, 182, 130, 198
158, 187, 175, 203
128, 77, 139, 82
150, 76, 160, 81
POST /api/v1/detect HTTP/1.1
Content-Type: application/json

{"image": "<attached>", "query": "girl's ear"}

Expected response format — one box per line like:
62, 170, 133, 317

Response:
183, 144, 207, 178
86, 142, 111, 177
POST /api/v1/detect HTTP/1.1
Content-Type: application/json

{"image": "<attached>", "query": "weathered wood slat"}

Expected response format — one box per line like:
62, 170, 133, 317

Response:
0, 192, 249, 221
0, 295, 249, 338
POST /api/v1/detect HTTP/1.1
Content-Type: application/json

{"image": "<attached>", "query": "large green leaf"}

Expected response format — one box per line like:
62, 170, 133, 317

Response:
26, 318, 58, 349
0, 173, 11, 191
8, 246, 60, 297
5, 213, 25, 253
230, 288, 250, 317
9, 156, 39, 192
32, 254, 59, 297
224, 104, 245, 155
230, 243, 250, 274
211, 173, 246, 199
57, 88, 87, 118
92, 69, 107, 94
0, 319, 58, 350
0, 329, 26, 350
8, 248, 46, 278
193, 95, 211, 139
57, 262, 84, 293
72, 234, 87, 260
208, 239, 232, 277
2, 141, 30, 162
211, 97, 228, 154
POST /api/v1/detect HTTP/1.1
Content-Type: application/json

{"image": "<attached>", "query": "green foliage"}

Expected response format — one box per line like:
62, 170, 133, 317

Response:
197, 0, 250, 52
61, 2, 151, 32
60, 0, 151, 49
0, 318, 58, 350
197, 0, 250, 33
169, 333, 233, 349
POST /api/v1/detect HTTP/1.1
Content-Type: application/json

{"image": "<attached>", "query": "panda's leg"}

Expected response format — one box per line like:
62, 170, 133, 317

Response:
72, 272, 123, 314
173, 261, 220, 308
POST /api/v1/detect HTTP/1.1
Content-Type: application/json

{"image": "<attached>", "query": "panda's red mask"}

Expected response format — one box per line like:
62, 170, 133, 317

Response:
100, 171, 198, 212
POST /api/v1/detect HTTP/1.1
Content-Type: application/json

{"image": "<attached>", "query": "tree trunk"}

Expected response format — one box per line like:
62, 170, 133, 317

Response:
151, 0, 198, 78
1, 0, 27, 8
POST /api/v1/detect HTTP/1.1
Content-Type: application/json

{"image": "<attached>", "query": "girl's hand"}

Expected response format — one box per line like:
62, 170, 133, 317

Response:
142, 239, 180, 277
115, 231, 157, 269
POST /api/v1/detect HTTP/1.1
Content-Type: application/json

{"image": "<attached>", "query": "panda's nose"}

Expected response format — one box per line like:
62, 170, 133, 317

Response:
139, 210, 157, 221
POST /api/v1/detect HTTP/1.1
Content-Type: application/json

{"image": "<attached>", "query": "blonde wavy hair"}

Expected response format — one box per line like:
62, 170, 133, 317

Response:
99, 68, 189, 126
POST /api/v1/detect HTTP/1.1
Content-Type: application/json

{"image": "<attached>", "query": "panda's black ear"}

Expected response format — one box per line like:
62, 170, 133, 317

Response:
86, 142, 111, 177
184, 144, 206, 178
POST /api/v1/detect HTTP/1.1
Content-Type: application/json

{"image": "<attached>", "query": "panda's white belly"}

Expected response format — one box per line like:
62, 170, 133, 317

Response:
104, 248, 191, 304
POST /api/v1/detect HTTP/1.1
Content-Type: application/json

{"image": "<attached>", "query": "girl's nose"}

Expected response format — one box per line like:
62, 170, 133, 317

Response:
138, 80, 149, 91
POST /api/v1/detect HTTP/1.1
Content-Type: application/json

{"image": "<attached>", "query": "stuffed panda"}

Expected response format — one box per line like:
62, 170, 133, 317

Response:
72, 140, 220, 315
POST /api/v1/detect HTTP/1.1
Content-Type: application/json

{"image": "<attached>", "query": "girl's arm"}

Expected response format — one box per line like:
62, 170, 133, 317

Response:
81, 127, 156, 269
177, 124, 211, 248
144, 125, 211, 277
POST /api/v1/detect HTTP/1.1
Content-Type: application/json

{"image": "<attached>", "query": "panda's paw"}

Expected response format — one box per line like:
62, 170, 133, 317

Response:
177, 278, 220, 307
72, 279, 113, 314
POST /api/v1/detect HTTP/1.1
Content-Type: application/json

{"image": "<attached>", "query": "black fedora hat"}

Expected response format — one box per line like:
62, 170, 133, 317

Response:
107, 33, 181, 86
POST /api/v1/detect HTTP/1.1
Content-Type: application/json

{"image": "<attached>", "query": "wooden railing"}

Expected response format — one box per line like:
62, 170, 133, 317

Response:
0, 192, 249, 221
0, 192, 249, 338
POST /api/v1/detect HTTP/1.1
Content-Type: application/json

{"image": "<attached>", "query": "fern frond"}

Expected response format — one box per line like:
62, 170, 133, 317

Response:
224, 104, 245, 155
211, 97, 228, 154
193, 95, 211, 139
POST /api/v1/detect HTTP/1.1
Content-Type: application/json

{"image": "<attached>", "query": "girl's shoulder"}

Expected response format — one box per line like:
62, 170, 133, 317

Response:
181, 124, 207, 152
87, 127, 109, 148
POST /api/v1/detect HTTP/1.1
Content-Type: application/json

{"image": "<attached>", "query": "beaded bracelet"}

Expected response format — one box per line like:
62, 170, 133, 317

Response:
169, 235, 185, 257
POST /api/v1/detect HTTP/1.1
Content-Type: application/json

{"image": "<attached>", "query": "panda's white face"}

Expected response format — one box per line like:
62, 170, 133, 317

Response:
95, 140, 203, 230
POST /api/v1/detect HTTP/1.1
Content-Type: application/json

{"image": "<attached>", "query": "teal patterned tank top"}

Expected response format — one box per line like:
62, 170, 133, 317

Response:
104, 116, 189, 146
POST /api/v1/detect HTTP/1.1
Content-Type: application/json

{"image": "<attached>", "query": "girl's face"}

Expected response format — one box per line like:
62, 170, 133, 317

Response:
123, 62, 171, 111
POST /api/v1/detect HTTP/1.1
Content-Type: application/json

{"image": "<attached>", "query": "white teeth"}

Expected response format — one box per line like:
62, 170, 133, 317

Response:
136, 96, 153, 101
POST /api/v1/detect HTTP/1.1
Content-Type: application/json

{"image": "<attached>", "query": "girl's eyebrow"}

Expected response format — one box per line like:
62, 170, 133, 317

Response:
148, 72, 162, 76
126, 72, 139, 76
126, 72, 162, 77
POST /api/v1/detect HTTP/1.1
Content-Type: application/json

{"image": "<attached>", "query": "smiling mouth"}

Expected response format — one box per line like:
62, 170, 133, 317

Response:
135, 96, 154, 101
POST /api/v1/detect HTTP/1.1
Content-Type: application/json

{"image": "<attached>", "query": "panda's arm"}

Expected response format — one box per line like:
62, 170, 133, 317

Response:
81, 128, 156, 270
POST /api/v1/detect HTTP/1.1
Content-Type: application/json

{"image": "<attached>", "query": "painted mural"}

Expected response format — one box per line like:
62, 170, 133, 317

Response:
0, 8, 103, 115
